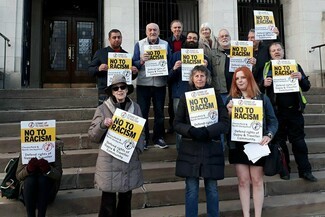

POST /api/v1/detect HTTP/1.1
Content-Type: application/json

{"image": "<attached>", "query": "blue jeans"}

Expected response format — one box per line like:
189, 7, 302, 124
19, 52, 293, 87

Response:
136, 85, 166, 142
185, 177, 219, 217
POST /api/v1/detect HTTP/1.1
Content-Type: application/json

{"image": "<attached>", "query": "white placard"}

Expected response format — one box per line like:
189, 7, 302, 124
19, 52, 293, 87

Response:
229, 40, 253, 72
271, 59, 299, 93
21, 120, 56, 164
181, 48, 204, 81
101, 108, 146, 163
231, 99, 263, 143
144, 44, 168, 77
107, 52, 132, 86
185, 88, 218, 128
254, 10, 276, 40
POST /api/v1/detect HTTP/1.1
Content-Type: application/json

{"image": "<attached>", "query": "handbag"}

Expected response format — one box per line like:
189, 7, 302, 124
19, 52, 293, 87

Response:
0, 157, 20, 199
264, 142, 288, 176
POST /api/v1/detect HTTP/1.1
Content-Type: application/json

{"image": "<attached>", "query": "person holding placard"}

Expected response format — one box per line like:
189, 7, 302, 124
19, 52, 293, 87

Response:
88, 29, 139, 105
16, 140, 63, 217
132, 23, 171, 149
169, 31, 209, 150
174, 65, 229, 217
247, 27, 280, 84
261, 42, 317, 182
226, 66, 278, 217
88, 75, 145, 217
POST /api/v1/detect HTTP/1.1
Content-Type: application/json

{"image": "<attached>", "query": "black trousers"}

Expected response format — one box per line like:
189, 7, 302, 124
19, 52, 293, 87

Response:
23, 174, 55, 217
275, 108, 312, 174
98, 191, 132, 217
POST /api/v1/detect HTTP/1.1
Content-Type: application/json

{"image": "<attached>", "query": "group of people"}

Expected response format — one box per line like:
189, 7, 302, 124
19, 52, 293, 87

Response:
87, 19, 317, 217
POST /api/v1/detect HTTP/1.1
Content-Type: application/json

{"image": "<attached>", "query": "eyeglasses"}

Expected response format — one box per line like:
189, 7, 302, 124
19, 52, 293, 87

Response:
112, 85, 127, 91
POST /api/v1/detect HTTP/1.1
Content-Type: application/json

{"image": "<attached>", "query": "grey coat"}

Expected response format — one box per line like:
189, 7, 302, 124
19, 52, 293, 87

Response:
88, 97, 145, 192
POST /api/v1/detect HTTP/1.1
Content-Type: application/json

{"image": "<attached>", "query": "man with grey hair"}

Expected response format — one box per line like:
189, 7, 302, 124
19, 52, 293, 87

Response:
132, 23, 171, 149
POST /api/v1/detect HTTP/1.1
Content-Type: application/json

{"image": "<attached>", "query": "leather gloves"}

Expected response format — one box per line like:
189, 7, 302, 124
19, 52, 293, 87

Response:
38, 158, 51, 174
27, 157, 39, 173
189, 127, 210, 141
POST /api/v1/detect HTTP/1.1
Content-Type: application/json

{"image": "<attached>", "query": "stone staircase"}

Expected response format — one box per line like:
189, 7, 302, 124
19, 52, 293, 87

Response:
0, 87, 325, 217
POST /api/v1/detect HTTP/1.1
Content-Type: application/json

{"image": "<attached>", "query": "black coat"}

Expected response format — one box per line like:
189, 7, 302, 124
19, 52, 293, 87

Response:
174, 85, 230, 179
88, 46, 128, 94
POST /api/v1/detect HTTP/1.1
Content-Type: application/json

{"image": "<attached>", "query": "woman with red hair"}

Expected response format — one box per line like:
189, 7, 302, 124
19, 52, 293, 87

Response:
226, 66, 278, 217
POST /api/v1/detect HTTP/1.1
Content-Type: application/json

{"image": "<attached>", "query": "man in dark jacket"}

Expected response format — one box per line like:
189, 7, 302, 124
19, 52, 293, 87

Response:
247, 27, 280, 84
169, 31, 209, 150
166, 20, 187, 133
261, 42, 317, 182
88, 29, 138, 105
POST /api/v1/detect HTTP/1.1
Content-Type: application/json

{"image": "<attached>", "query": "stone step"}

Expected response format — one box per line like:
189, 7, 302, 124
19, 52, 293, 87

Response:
0, 105, 171, 123
0, 131, 179, 153
1, 171, 324, 217
0, 89, 98, 110
1, 151, 324, 188
304, 103, 325, 114
1, 116, 324, 139
0, 108, 96, 123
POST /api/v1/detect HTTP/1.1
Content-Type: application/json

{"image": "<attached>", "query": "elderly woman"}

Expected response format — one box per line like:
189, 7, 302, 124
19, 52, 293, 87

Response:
174, 65, 229, 217
198, 22, 218, 55
88, 74, 145, 217
226, 66, 278, 217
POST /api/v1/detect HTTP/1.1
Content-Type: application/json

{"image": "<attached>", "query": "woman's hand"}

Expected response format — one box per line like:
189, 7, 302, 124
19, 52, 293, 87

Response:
173, 60, 182, 70
226, 100, 233, 115
260, 136, 271, 146
248, 57, 256, 65
291, 71, 302, 81
101, 118, 113, 129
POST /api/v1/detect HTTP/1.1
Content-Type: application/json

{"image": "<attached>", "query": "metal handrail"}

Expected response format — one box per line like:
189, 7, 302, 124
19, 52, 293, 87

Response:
309, 43, 325, 87
0, 32, 11, 89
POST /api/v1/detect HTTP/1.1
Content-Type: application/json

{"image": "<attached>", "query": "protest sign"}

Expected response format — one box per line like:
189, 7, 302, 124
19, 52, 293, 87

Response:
144, 44, 168, 77
101, 108, 146, 163
181, 48, 204, 81
107, 52, 132, 86
231, 99, 263, 143
185, 88, 218, 128
21, 120, 56, 164
271, 59, 299, 93
229, 40, 253, 72
254, 10, 276, 40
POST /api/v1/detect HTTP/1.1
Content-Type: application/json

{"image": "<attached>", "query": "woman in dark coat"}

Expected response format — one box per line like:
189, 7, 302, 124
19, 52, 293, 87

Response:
174, 65, 230, 217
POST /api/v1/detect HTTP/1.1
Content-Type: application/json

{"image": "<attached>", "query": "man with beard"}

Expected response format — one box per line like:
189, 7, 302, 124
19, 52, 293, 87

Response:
169, 31, 209, 150
89, 29, 139, 105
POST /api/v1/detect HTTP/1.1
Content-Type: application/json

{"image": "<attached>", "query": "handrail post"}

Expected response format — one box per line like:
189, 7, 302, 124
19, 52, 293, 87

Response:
0, 32, 11, 89
310, 43, 325, 87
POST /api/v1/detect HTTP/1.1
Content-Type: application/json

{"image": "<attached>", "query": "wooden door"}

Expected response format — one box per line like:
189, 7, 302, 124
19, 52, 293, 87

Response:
42, 16, 97, 87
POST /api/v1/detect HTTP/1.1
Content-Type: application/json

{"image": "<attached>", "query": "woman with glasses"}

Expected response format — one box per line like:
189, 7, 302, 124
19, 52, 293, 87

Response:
88, 74, 145, 217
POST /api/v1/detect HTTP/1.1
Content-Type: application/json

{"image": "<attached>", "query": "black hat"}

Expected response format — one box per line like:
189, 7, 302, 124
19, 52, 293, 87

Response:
104, 74, 134, 96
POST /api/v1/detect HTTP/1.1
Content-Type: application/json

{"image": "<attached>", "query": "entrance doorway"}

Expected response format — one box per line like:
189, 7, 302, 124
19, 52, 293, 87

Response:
42, 0, 99, 87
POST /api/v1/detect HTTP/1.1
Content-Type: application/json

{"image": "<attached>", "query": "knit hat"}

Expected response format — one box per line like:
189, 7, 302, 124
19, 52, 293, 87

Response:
104, 74, 134, 96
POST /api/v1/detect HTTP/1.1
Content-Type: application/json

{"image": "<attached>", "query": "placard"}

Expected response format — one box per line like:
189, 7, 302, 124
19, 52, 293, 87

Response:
107, 52, 132, 86
185, 88, 218, 128
144, 44, 168, 77
229, 40, 253, 72
231, 99, 263, 143
271, 59, 299, 93
101, 108, 146, 163
181, 48, 204, 81
254, 10, 276, 40
21, 120, 56, 164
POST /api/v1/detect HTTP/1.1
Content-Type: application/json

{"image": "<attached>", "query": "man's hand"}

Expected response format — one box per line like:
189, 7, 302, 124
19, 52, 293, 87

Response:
99, 64, 108, 71
173, 60, 182, 71
264, 77, 273, 87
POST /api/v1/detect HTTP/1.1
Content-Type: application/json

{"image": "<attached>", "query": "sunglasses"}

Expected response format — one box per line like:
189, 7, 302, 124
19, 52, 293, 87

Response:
112, 85, 127, 91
